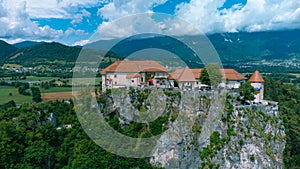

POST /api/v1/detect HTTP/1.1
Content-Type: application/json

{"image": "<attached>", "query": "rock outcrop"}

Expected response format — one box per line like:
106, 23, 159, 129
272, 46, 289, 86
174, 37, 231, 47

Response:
149, 90, 285, 169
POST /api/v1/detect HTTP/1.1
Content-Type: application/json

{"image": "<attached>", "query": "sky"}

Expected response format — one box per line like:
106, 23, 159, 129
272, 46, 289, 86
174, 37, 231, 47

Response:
0, 0, 299, 46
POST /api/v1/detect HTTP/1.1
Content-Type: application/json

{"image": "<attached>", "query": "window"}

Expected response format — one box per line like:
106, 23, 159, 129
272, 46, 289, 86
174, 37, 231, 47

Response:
115, 82, 117, 85
141, 77, 144, 82
114, 74, 117, 78
132, 80, 134, 83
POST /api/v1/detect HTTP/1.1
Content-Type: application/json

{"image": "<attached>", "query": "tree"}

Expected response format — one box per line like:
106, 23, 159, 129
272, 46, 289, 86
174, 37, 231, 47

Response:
31, 87, 42, 102
200, 64, 223, 87
200, 68, 210, 86
24, 140, 55, 169
238, 82, 255, 104
206, 64, 222, 87
18, 83, 30, 96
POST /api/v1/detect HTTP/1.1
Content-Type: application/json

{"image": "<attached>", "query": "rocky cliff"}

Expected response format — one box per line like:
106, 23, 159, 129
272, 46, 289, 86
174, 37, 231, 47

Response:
98, 88, 285, 169
150, 90, 285, 169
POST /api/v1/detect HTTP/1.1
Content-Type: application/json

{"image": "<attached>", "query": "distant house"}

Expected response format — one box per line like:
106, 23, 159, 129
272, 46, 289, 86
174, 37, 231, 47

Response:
249, 70, 265, 102
169, 67, 246, 89
101, 59, 169, 92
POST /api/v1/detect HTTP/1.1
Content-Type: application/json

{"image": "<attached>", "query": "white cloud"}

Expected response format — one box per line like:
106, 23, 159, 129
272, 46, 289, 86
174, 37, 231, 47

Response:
71, 9, 91, 25
98, 0, 167, 21
96, 13, 201, 40
65, 28, 88, 36
0, 38, 24, 44
95, 0, 300, 39
175, 0, 300, 33
0, 0, 89, 42
2, 0, 300, 44
97, 13, 161, 39
72, 39, 90, 46
22, 0, 105, 19
95, 0, 204, 39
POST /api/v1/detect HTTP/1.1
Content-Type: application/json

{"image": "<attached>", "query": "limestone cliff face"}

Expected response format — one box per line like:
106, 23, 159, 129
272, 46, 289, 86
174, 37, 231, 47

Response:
101, 89, 285, 168
149, 91, 285, 169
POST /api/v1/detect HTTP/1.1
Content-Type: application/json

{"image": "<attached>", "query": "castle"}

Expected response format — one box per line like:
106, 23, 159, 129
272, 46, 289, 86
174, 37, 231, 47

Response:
101, 60, 264, 102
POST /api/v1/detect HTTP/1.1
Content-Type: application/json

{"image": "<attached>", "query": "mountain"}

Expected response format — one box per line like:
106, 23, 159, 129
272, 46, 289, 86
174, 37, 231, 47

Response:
208, 29, 300, 63
8, 42, 81, 67
6, 42, 117, 68
0, 40, 18, 65
2, 29, 300, 68
85, 34, 202, 68
86, 29, 300, 67
13, 41, 45, 48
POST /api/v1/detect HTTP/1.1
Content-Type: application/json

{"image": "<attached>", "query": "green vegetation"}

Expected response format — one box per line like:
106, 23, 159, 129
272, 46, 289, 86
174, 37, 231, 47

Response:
9, 42, 81, 67
199, 131, 226, 168
31, 87, 42, 103
0, 86, 32, 104
0, 100, 162, 169
238, 82, 255, 104
210, 30, 300, 63
264, 78, 300, 168
250, 155, 255, 162
104, 88, 180, 137
200, 64, 222, 87
40, 87, 72, 93
17, 82, 30, 96
0, 40, 18, 65
200, 68, 210, 86
206, 64, 222, 87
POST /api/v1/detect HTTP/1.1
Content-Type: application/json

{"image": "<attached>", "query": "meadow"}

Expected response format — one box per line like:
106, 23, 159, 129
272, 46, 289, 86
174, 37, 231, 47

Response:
0, 76, 101, 104
0, 86, 32, 104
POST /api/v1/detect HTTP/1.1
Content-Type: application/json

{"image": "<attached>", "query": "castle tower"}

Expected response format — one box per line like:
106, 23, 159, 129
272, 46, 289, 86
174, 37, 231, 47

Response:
248, 70, 264, 102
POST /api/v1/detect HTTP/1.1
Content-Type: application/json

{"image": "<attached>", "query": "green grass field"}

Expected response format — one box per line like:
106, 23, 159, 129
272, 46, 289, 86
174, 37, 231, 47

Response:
40, 87, 73, 93
5, 76, 102, 85
0, 86, 32, 104
0, 76, 101, 104
0, 86, 74, 104
68, 77, 101, 86
25, 76, 58, 81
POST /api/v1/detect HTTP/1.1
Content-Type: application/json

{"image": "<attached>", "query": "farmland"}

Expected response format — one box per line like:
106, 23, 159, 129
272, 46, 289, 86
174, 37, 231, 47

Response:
0, 86, 32, 104
0, 75, 101, 104
41, 91, 76, 102
3, 76, 101, 86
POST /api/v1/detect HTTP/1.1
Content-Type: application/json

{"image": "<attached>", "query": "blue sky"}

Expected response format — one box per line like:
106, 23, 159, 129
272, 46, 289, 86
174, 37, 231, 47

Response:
0, 0, 299, 45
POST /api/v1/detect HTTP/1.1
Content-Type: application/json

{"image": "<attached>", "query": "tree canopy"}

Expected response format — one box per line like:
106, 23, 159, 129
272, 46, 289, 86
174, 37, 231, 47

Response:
238, 82, 255, 103
200, 64, 223, 87
199, 68, 210, 86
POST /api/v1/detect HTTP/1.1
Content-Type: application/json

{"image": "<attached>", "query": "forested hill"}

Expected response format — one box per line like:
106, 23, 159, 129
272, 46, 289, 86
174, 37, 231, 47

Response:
0, 40, 18, 65
13, 41, 45, 48
208, 29, 300, 63
1, 29, 300, 68
84, 29, 300, 66
8, 42, 81, 66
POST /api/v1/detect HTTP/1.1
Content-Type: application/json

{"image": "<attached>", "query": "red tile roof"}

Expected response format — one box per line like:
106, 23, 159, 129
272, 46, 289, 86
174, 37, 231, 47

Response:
221, 69, 247, 81
191, 69, 202, 79
168, 68, 183, 80
177, 67, 196, 82
101, 60, 169, 74
170, 68, 246, 81
248, 70, 264, 82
